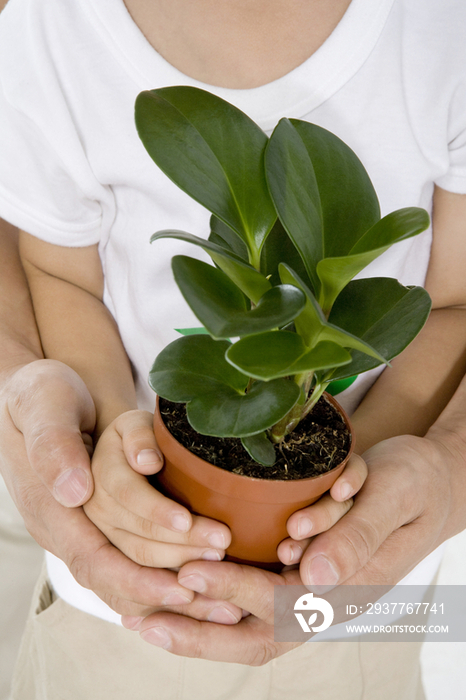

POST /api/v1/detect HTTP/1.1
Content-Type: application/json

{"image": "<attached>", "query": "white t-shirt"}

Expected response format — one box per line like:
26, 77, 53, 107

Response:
1, 0, 465, 624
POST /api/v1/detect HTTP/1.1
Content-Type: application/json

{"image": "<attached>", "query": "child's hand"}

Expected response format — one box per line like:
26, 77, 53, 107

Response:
277, 454, 368, 566
83, 410, 231, 569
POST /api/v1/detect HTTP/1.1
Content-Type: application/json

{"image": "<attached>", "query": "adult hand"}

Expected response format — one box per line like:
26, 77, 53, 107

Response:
1, 359, 96, 507
285, 431, 463, 590
124, 416, 466, 661
0, 359, 239, 620
277, 453, 367, 565
124, 561, 303, 664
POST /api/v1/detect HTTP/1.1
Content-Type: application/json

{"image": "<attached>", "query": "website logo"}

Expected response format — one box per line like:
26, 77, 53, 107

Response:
294, 592, 334, 633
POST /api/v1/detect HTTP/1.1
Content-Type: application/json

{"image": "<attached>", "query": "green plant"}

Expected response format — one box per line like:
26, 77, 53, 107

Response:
135, 86, 432, 466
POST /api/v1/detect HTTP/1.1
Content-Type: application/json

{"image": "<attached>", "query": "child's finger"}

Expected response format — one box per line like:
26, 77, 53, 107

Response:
286, 493, 355, 542
281, 493, 354, 560
115, 409, 164, 475
99, 458, 194, 533
106, 529, 226, 569
96, 461, 231, 547
90, 437, 193, 534
329, 453, 368, 502
90, 416, 231, 546
84, 470, 231, 549
276, 537, 308, 566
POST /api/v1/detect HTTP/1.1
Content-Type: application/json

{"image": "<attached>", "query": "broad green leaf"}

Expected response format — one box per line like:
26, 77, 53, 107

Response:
326, 278, 432, 381
265, 118, 380, 293
349, 208, 429, 256
210, 254, 272, 304
187, 378, 301, 437
172, 256, 305, 338
151, 229, 271, 302
260, 217, 314, 291
318, 323, 388, 365
149, 335, 248, 401
151, 228, 245, 262
241, 432, 276, 466
226, 333, 351, 380
210, 215, 248, 261
210, 253, 272, 304
265, 119, 323, 292
135, 87, 276, 261
278, 263, 328, 346
149, 335, 300, 437
290, 119, 381, 257
317, 250, 388, 316
317, 207, 430, 313
279, 264, 388, 364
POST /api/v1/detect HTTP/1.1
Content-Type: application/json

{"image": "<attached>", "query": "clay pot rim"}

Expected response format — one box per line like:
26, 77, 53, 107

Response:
154, 393, 354, 502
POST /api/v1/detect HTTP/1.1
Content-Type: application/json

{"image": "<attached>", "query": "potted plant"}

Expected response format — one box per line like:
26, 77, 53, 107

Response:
135, 86, 431, 566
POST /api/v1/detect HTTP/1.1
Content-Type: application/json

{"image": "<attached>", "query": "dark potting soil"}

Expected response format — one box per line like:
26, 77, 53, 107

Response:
159, 396, 352, 480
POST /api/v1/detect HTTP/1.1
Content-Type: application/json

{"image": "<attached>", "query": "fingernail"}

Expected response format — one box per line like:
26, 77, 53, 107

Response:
171, 513, 190, 532
140, 627, 172, 650
207, 606, 240, 624
340, 483, 353, 500
137, 449, 162, 467
162, 590, 192, 606
201, 549, 222, 561
178, 572, 206, 593
305, 555, 339, 593
289, 543, 303, 564
297, 517, 313, 538
207, 531, 226, 549
121, 615, 144, 630
54, 468, 90, 507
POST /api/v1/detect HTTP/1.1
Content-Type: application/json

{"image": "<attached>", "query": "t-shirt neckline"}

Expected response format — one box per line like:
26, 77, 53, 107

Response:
84, 0, 395, 130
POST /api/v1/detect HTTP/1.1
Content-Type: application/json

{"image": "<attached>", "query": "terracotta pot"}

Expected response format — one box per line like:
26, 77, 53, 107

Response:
153, 394, 354, 567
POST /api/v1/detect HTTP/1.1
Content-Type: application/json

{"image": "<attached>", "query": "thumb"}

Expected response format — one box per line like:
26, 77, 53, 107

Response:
114, 409, 164, 476
298, 440, 420, 590
7, 360, 96, 507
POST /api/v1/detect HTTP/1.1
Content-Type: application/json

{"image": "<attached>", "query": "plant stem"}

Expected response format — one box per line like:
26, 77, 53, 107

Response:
249, 247, 261, 272
269, 401, 305, 443
269, 372, 309, 443
268, 376, 329, 444
303, 372, 314, 396
302, 380, 329, 418
294, 370, 313, 390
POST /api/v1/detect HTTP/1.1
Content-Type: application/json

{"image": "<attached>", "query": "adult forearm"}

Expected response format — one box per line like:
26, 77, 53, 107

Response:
21, 266, 137, 437
352, 187, 466, 453
425, 371, 466, 541
0, 219, 43, 381
0, 223, 202, 614
351, 306, 466, 454
19, 233, 138, 436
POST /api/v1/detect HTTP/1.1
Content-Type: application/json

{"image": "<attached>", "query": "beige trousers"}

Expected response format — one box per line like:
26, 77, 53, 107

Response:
12, 565, 426, 700
0, 476, 44, 700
